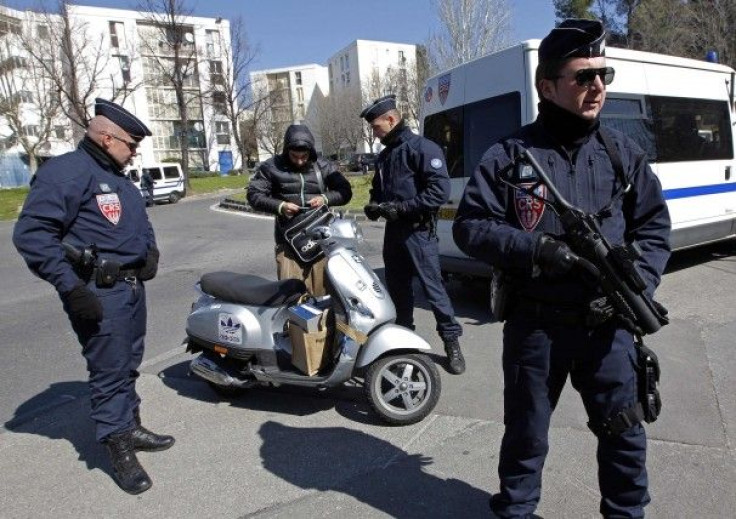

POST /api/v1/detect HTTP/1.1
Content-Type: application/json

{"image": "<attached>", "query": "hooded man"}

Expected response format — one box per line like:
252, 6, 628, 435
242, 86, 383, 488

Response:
247, 124, 352, 296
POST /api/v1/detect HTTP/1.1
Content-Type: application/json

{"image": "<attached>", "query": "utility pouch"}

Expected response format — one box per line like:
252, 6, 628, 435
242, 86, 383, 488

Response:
636, 339, 662, 423
94, 258, 121, 288
490, 268, 511, 322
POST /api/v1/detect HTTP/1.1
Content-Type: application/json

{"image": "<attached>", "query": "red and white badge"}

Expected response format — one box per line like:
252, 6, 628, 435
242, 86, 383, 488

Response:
514, 183, 546, 231
96, 193, 122, 225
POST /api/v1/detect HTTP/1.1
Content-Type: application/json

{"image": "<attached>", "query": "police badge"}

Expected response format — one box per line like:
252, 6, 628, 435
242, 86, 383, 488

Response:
514, 183, 546, 231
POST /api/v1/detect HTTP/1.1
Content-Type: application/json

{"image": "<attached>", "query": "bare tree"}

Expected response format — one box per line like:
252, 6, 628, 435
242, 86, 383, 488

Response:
428, 0, 512, 73
628, 0, 693, 56
252, 81, 290, 158
136, 0, 200, 184
18, 1, 140, 141
201, 15, 256, 171
0, 19, 62, 173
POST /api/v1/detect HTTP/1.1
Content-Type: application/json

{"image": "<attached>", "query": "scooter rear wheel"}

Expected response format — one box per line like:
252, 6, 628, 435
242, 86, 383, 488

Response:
365, 353, 441, 425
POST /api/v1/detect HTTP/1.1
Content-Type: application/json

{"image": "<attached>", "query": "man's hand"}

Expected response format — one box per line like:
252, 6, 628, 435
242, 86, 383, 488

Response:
138, 247, 159, 281
378, 202, 401, 222
364, 202, 381, 221
63, 282, 103, 322
281, 202, 301, 217
535, 235, 577, 278
308, 196, 326, 208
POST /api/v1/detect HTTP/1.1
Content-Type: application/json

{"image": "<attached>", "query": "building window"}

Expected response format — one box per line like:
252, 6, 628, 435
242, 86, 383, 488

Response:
215, 121, 230, 145
212, 91, 227, 115
296, 87, 304, 102
210, 60, 224, 85
37, 24, 49, 39
0, 15, 22, 37
344, 54, 349, 69
297, 103, 305, 119
399, 50, 405, 65
295, 71, 302, 86
205, 29, 221, 57
18, 91, 33, 103
22, 125, 39, 137
54, 126, 66, 139
345, 71, 350, 85
109, 21, 125, 48
340, 56, 344, 71
117, 55, 131, 83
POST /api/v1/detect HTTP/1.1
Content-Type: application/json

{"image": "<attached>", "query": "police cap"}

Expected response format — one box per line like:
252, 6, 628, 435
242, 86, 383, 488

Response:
94, 98, 152, 139
538, 19, 606, 62
360, 94, 397, 122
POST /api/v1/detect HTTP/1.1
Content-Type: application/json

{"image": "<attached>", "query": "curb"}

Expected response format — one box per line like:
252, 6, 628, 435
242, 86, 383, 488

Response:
218, 197, 375, 222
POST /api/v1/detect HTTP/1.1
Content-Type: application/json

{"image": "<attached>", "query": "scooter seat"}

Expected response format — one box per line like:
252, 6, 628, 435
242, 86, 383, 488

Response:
199, 272, 307, 307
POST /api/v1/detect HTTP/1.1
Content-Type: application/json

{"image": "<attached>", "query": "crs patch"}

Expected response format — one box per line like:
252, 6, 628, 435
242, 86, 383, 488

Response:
96, 193, 121, 225
514, 183, 547, 231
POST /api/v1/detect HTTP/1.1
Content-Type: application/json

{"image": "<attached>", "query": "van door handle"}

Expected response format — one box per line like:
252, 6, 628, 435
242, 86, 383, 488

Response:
726, 166, 732, 181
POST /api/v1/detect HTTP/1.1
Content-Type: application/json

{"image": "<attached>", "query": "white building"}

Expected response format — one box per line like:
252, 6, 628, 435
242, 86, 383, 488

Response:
249, 63, 328, 162
250, 40, 418, 161
0, 3, 237, 187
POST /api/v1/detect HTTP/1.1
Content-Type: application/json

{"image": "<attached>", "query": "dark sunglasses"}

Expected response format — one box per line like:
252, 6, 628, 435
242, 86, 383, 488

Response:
106, 132, 139, 151
553, 67, 615, 87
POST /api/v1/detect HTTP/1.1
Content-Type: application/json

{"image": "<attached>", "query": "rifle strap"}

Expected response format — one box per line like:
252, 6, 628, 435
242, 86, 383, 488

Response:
596, 128, 633, 220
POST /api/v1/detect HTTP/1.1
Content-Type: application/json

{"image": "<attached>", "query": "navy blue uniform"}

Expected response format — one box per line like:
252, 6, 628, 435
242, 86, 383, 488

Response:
453, 121, 670, 518
372, 124, 462, 341
13, 138, 156, 442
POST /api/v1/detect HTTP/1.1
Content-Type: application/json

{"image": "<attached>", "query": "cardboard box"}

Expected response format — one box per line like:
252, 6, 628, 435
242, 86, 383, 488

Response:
287, 303, 323, 333
289, 309, 330, 376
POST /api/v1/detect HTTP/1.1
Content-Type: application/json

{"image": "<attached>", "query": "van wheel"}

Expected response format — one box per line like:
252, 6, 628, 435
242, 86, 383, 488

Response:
365, 353, 441, 425
169, 192, 181, 204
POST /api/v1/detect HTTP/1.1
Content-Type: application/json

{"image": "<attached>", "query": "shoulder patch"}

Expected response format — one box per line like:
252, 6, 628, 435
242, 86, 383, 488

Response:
430, 158, 443, 169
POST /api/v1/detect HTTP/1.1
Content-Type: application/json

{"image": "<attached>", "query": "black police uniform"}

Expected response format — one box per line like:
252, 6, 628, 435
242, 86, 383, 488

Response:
453, 19, 671, 518
13, 102, 156, 443
362, 103, 462, 345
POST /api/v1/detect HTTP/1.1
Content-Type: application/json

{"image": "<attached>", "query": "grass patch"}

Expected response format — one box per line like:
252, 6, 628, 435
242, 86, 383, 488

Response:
0, 187, 29, 221
188, 174, 248, 194
226, 174, 372, 212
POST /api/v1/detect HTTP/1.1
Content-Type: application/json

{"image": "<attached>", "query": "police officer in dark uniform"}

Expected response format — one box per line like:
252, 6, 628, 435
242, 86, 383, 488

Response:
361, 95, 465, 375
453, 20, 671, 517
13, 99, 174, 495
140, 169, 155, 207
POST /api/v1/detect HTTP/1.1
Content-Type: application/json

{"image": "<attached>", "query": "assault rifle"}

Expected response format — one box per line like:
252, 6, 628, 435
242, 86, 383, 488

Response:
505, 148, 669, 336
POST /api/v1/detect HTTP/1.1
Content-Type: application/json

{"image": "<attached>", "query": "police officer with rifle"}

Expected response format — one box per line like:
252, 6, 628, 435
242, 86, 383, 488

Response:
453, 19, 671, 518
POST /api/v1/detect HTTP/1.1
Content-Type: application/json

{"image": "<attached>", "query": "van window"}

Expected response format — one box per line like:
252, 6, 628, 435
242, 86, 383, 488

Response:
600, 95, 657, 162
129, 169, 140, 182
163, 166, 180, 179
649, 96, 733, 162
144, 167, 162, 181
424, 92, 521, 178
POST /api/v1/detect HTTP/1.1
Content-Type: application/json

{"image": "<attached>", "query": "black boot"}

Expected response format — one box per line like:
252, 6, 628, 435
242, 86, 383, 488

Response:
132, 409, 175, 452
444, 339, 466, 375
104, 430, 152, 494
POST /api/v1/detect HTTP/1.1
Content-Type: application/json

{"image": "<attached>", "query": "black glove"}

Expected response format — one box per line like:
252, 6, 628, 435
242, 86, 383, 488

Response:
364, 203, 381, 221
535, 235, 577, 278
138, 247, 159, 281
378, 202, 400, 222
586, 296, 615, 327
63, 282, 103, 322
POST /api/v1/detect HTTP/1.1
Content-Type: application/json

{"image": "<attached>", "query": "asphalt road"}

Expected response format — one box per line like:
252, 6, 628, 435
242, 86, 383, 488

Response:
1, 194, 735, 518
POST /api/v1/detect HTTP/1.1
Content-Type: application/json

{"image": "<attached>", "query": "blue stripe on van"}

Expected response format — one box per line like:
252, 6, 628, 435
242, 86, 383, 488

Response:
663, 183, 736, 200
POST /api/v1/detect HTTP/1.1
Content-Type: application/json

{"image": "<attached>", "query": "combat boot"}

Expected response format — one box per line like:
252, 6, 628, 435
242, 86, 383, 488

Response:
104, 430, 152, 494
131, 408, 175, 452
444, 339, 466, 375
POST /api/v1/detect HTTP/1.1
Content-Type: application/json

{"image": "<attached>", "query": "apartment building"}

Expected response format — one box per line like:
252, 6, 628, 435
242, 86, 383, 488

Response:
250, 40, 417, 161
249, 64, 328, 162
0, 4, 236, 187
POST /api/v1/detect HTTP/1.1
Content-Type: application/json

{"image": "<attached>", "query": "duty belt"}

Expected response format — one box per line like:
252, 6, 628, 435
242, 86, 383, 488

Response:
511, 299, 588, 326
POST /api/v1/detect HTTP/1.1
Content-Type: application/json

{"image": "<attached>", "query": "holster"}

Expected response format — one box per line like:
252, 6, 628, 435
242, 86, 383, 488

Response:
636, 339, 662, 423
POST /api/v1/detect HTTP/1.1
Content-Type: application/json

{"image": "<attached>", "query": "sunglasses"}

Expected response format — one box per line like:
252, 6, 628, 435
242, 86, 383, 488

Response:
105, 132, 139, 151
553, 67, 616, 87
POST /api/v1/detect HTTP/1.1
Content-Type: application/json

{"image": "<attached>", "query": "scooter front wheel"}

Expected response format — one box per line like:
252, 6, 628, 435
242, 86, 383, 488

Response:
365, 353, 441, 425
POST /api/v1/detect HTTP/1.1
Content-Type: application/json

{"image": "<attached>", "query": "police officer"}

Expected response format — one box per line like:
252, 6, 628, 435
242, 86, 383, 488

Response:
453, 20, 671, 517
247, 124, 352, 296
13, 99, 174, 495
140, 169, 155, 207
361, 95, 465, 375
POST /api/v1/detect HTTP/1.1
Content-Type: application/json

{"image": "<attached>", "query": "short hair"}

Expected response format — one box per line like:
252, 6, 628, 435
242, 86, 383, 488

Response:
534, 59, 566, 97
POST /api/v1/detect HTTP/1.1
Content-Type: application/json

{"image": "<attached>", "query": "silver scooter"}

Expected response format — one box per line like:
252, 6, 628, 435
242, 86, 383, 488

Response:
185, 213, 441, 425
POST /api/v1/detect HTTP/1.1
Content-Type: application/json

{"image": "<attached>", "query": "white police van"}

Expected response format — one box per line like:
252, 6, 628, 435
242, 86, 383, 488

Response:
127, 163, 186, 204
421, 40, 736, 278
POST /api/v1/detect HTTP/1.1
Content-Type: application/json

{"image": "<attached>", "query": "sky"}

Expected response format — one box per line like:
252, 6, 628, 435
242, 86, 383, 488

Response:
5, 0, 557, 71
